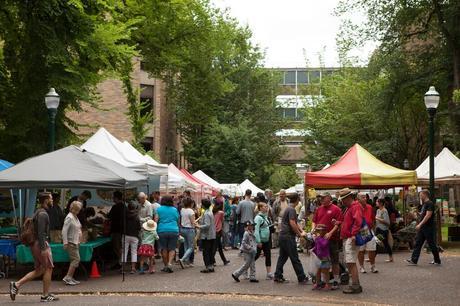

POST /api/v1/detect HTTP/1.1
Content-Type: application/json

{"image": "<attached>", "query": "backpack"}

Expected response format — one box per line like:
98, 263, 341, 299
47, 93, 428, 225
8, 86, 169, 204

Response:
20, 209, 44, 245
20, 217, 37, 245
355, 218, 374, 246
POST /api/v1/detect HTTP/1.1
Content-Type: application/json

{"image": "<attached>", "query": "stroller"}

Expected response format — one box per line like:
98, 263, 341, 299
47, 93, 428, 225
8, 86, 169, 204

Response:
304, 233, 349, 285
392, 221, 417, 250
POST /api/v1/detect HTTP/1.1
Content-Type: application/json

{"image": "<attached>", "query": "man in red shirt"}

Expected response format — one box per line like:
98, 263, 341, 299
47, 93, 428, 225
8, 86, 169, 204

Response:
339, 188, 363, 294
312, 191, 343, 289
356, 193, 378, 273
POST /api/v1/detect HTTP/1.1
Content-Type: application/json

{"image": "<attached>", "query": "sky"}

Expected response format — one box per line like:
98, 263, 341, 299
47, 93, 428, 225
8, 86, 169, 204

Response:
212, 0, 374, 68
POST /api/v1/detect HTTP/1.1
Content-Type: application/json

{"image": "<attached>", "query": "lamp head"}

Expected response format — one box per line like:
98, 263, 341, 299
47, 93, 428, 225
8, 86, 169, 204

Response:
424, 86, 440, 110
45, 88, 60, 110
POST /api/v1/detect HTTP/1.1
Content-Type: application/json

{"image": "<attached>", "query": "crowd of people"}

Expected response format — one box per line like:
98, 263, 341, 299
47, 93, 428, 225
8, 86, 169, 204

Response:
8, 186, 442, 302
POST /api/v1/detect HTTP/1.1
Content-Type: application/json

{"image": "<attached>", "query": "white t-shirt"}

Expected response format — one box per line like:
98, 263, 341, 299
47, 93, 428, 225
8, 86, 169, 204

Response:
181, 208, 195, 228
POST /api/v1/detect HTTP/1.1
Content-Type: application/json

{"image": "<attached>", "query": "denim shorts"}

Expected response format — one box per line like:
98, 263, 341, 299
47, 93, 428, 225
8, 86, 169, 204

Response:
158, 232, 179, 251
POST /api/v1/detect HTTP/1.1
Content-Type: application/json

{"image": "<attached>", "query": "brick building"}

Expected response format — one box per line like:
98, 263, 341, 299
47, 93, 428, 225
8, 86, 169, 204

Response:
67, 59, 184, 166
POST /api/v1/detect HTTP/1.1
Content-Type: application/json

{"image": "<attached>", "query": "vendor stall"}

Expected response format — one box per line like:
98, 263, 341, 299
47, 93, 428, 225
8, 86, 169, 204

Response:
239, 179, 264, 196
305, 144, 417, 188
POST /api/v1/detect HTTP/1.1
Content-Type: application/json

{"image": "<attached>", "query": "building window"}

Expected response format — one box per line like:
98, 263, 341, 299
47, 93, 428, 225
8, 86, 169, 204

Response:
140, 61, 147, 71
140, 84, 154, 118
284, 108, 297, 119
284, 71, 296, 84
309, 70, 321, 83
297, 71, 308, 84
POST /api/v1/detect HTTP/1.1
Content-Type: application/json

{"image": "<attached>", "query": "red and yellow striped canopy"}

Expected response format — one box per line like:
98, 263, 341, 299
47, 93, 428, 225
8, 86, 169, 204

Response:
305, 144, 417, 188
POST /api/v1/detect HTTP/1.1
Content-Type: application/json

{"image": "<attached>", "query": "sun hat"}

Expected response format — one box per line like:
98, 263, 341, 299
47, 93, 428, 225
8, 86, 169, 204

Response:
338, 188, 353, 200
142, 220, 157, 232
319, 191, 332, 198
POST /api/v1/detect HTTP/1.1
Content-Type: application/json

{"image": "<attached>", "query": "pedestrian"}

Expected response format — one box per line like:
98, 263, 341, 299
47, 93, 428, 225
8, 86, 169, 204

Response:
339, 188, 363, 294
375, 198, 393, 262
138, 192, 153, 224
138, 220, 159, 274
254, 198, 273, 280
230, 197, 239, 249
65, 190, 92, 227
48, 193, 64, 243
61, 201, 83, 285
123, 202, 141, 274
272, 189, 290, 248
108, 191, 127, 270
196, 198, 216, 273
155, 195, 180, 273
273, 193, 309, 284
149, 191, 162, 259
212, 201, 230, 266
311, 192, 343, 289
232, 221, 258, 283
178, 197, 196, 268
10, 192, 58, 302
356, 193, 378, 273
223, 194, 232, 248
236, 189, 256, 244
311, 224, 333, 291
406, 190, 441, 265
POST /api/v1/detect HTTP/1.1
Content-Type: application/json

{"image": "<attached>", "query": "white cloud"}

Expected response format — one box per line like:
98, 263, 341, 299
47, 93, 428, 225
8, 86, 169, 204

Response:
212, 0, 375, 68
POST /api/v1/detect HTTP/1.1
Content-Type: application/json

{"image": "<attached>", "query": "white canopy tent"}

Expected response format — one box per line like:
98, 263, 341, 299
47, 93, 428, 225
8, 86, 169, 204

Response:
239, 179, 264, 196
416, 147, 460, 183
219, 183, 242, 197
192, 170, 230, 194
81, 128, 167, 177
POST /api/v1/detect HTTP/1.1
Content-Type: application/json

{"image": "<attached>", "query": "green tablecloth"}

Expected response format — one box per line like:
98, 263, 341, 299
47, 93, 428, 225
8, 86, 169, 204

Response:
0, 226, 18, 235
16, 237, 111, 264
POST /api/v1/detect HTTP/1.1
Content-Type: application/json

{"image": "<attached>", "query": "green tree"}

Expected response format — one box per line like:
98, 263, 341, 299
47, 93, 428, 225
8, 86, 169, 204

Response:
137, 0, 283, 186
0, 0, 136, 162
267, 165, 301, 192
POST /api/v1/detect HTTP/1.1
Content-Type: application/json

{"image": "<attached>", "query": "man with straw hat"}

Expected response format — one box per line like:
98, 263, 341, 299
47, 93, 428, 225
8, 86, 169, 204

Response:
339, 188, 363, 294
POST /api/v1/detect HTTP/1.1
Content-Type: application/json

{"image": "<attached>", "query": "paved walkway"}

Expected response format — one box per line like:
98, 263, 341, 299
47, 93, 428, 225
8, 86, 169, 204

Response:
1, 249, 459, 305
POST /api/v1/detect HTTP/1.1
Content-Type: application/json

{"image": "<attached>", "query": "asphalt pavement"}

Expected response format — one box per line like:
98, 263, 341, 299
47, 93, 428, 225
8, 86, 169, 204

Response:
1, 248, 459, 305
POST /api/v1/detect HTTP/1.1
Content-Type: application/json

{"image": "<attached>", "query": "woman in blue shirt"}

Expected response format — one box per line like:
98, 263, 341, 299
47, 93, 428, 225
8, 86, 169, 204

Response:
155, 196, 179, 273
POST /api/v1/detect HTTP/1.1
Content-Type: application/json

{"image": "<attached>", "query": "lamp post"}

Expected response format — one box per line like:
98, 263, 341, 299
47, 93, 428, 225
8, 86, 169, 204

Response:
424, 86, 440, 202
45, 88, 60, 152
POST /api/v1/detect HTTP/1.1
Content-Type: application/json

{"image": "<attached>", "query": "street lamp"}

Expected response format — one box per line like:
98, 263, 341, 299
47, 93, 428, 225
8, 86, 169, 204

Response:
45, 88, 60, 152
424, 86, 440, 202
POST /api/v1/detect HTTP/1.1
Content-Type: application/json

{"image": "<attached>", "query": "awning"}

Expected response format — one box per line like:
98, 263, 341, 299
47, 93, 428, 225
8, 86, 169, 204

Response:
416, 147, 460, 184
305, 144, 417, 188
0, 146, 147, 189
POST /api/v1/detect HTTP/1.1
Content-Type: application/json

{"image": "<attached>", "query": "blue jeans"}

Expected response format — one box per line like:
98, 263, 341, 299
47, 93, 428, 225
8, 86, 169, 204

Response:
180, 227, 195, 263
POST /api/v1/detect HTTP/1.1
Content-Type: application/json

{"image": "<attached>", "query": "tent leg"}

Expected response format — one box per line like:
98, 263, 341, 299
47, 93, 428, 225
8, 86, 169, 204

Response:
122, 189, 126, 282
10, 189, 19, 234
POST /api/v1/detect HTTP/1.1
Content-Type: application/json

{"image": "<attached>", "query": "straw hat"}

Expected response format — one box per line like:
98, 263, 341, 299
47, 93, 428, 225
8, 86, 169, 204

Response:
338, 188, 353, 200
142, 220, 157, 232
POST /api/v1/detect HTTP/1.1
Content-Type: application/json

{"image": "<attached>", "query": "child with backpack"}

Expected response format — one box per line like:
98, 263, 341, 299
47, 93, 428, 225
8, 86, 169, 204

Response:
231, 221, 258, 283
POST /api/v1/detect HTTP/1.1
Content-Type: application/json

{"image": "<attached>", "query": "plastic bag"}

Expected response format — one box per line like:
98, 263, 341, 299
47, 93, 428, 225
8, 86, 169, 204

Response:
307, 252, 320, 276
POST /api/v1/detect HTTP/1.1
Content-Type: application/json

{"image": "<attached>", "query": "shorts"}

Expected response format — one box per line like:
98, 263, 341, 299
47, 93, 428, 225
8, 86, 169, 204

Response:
344, 238, 357, 264
158, 232, 178, 251
64, 243, 80, 268
359, 236, 377, 252
329, 240, 340, 265
31, 241, 54, 270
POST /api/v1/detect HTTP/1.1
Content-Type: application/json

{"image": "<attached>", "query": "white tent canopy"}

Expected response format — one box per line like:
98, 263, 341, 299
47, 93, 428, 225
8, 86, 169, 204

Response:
239, 179, 264, 196
219, 183, 243, 197
416, 147, 460, 183
167, 164, 200, 191
192, 170, 230, 194
81, 128, 167, 176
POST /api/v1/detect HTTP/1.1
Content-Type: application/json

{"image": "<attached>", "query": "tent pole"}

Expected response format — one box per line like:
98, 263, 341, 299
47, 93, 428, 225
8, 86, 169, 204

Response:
9, 189, 19, 234
122, 188, 126, 282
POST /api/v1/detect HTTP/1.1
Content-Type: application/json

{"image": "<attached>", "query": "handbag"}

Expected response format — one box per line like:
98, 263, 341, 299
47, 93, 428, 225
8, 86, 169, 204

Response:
355, 218, 374, 246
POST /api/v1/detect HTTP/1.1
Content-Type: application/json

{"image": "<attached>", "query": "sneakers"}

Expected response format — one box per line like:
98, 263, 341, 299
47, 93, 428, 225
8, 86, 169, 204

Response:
223, 260, 231, 266
231, 273, 240, 282
298, 278, 309, 285
370, 266, 378, 273
10, 282, 18, 301
331, 281, 339, 290
406, 259, 417, 266
41, 294, 59, 302
343, 285, 362, 294
274, 277, 289, 283
266, 272, 274, 280
62, 276, 78, 286
249, 279, 259, 283
429, 261, 441, 265
359, 267, 366, 273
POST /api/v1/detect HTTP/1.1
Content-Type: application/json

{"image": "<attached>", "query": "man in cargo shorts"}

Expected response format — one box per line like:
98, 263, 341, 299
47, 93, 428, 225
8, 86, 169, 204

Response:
10, 192, 58, 302
339, 188, 363, 294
